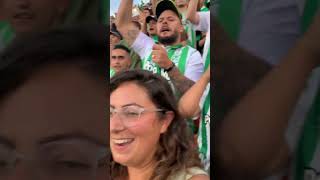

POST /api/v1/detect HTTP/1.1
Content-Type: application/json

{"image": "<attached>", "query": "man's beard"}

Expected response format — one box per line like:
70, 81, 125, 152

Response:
158, 31, 179, 45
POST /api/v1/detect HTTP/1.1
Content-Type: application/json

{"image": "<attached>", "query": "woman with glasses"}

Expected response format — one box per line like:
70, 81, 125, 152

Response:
110, 70, 209, 180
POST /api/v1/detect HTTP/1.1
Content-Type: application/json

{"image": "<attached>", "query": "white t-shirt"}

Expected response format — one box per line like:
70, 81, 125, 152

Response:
195, 12, 210, 68
131, 32, 204, 82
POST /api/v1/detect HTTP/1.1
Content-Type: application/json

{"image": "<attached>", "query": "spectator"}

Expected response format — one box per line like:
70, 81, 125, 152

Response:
145, 15, 158, 42
110, 69, 209, 180
174, 0, 197, 48
187, 0, 210, 70
179, 67, 211, 173
110, 26, 122, 49
116, 0, 203, 96
111, 44, 132, 74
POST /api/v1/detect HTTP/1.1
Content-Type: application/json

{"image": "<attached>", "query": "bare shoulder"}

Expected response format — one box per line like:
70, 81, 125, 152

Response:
189, 174, 210, 180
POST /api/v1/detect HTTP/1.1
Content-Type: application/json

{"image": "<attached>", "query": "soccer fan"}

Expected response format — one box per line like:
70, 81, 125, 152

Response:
116, 0, 203, 96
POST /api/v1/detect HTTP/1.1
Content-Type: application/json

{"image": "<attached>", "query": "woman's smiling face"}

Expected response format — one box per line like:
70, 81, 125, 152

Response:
110, 82, 171, 168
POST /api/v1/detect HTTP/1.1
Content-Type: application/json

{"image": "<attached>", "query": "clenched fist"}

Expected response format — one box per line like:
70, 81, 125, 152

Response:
152, 44, 173, 69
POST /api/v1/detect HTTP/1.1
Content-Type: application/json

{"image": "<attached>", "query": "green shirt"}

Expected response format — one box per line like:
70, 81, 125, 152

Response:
110, 68, 116, 78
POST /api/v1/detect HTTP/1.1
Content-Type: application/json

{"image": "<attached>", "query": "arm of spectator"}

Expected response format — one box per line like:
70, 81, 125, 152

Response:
152, 44, 196, 95
168, 66, 195, 96
216, 14, 320, 179
212, 17, 271, 123
140, 12, 148, 34
116, 0, 140, 46
186, 0, 200, 25
179, 67, 210, 118
198, 34, 206, 48
151, 0, 158, 16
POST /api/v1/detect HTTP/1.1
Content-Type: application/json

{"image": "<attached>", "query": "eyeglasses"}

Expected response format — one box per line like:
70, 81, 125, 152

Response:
110, 105, 166, 127
0, 139, 109, 180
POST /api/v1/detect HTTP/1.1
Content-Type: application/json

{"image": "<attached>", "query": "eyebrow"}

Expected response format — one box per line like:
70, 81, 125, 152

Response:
38, 132, 107, 146
122, 103, 143, 108
110, 103, 143, 108
0, 135, 15, 149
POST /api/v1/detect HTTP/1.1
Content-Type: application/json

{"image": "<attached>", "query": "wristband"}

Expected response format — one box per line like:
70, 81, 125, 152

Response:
164, 62, 175, 72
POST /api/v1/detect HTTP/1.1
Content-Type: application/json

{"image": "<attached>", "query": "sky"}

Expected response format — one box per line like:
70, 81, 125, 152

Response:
110, 0, 149, 16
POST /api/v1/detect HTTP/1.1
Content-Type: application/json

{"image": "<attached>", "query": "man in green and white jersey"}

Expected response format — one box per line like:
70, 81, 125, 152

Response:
116, 0, 203, 95
174, 0, 197, 48
187, 0, 210, 70
185, 0, 210, 172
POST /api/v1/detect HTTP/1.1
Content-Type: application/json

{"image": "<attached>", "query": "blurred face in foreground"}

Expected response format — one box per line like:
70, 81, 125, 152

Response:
2, 0, 69, 34
0, 64, 109, 180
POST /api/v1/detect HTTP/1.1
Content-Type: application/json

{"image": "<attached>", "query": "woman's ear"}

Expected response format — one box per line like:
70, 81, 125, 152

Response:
160, 111, 174, 133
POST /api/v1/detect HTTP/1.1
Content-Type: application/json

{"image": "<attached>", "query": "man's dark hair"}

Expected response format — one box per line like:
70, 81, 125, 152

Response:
113, 44, 130, 54
0, 24, 107, 101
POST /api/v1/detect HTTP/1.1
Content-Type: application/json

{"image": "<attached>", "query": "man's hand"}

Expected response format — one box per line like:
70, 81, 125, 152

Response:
152, 44, 173, 69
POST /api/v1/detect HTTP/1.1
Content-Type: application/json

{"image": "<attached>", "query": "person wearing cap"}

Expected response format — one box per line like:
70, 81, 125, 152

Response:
145, 15, 158, 43
187, 0, 209, 71
110, 28, 122, 48
152, 0, 197, 48
116, 0, 203, 96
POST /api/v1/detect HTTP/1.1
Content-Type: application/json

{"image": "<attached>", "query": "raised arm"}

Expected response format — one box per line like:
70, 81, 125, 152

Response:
179, 67, 210, 118
186, 0, 200, 25
151, 0, 158, 16
216, 14, 320, 179
213, 18, 271, 123
116, 0, 140, 46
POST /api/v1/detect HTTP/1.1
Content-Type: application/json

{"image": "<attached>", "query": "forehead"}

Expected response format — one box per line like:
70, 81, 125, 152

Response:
112, 48, 129, 55
110, 34, 119, 38
0, 64, 107, 146
111, 82, 152, 106
149, 19, 157, 24
158, 10, 179, 19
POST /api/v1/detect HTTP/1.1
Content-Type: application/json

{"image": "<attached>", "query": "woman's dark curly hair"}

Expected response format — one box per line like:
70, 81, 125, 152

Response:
110, 69, 202, 180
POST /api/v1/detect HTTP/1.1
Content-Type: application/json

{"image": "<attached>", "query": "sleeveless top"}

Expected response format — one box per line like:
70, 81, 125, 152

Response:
168, 167, 208, 180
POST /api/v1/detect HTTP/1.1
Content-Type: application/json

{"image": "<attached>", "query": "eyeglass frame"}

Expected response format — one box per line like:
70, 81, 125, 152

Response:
110, 105, 167, 127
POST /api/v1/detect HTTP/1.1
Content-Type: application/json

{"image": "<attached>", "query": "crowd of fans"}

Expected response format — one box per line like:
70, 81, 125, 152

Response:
110, 0, 211, 179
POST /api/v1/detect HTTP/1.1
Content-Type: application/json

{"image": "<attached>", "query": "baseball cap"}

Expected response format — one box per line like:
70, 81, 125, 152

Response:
110, 27, 122, 39
155, 0, 182, 19
146, 15, 157, 23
